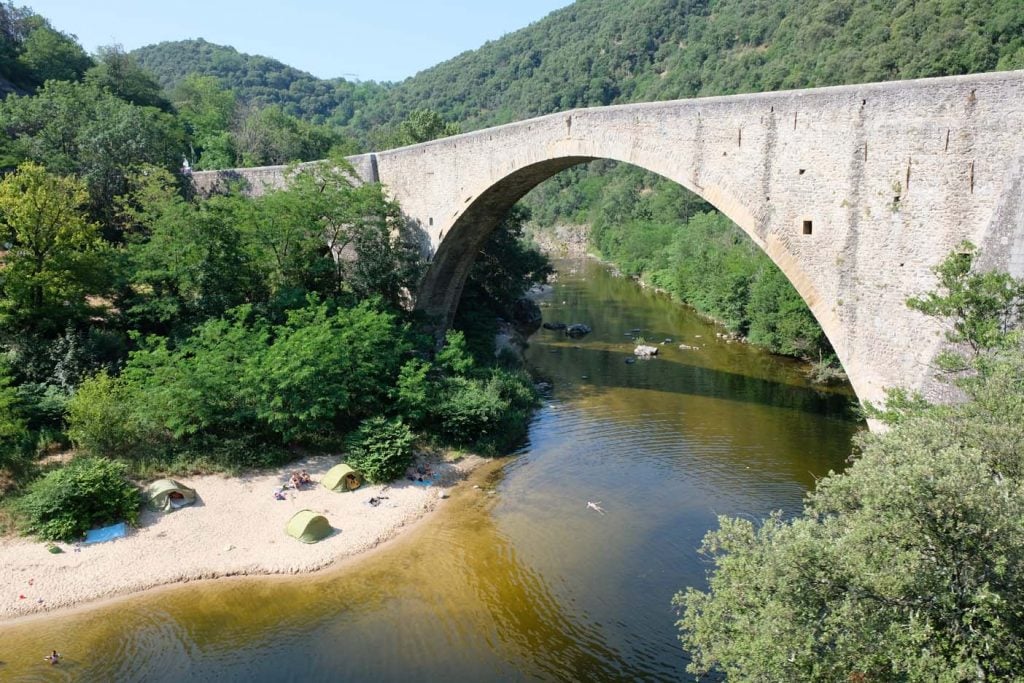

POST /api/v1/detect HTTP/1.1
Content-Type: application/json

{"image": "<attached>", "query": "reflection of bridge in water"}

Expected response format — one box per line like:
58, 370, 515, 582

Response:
194, 70, 1024, 408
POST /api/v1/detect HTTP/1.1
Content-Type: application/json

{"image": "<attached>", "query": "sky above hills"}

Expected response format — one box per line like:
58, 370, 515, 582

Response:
24, 0, 573, 82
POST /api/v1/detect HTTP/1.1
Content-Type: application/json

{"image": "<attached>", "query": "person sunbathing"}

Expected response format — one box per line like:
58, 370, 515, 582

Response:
299, 469, 312, 485
290, 472, 302, 490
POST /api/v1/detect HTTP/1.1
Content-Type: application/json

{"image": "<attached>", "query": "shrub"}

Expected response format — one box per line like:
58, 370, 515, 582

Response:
67, 372, 148, 458
14, 457, 139, 541
431, 368, 538, 453
344, 416, 415, 484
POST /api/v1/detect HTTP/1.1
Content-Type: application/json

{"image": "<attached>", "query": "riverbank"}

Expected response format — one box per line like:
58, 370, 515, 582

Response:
0, 453, 485, 622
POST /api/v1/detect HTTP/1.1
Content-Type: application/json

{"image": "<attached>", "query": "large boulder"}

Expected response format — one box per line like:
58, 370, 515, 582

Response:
543, 321, 567, 330
565, 323, 593, 338
511, 297, 543, 334
634, 345, 659, 357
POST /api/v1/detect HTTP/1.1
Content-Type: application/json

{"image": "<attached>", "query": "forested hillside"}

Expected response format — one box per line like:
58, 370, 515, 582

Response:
133, 0, 1024, 135
132, 39, 386, 128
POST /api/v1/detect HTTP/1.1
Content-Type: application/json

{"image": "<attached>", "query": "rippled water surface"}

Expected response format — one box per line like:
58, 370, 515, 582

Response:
0, 259, 862, 682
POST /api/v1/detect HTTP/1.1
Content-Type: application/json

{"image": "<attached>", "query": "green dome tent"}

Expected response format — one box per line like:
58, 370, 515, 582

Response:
322, 464, 362, 492
286, 510, 332, 543
145, 479, 197, 512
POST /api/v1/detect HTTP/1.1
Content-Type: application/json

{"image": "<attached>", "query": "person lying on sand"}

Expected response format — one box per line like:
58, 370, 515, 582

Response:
299, 470, 312, 485
289, 472, 302, 490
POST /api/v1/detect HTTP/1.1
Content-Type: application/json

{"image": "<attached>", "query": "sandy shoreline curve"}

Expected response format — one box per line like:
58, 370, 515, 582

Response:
0, 453, 485, 622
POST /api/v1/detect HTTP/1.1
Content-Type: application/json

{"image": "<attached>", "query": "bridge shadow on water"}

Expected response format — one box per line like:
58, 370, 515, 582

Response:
530, 341, 861, 423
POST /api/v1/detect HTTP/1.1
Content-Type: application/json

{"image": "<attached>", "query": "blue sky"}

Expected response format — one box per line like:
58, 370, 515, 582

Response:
23, 0, 574, 82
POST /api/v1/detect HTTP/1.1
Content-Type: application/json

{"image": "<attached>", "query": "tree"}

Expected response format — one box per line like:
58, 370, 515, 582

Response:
0, 162, 108, 339
0, 80, 185, 225
17, 24, 92, 84
0, 359, 32, 477
122, 168, 266, 336
234, 104, 345, 166
677, 251, 1024, 681
269, 161, 424, 307
379, 108, 460, 149
908, 241, 1024, 362
85, 44, 170, 111
172, 74, 237, 169
14, 456, 139, 541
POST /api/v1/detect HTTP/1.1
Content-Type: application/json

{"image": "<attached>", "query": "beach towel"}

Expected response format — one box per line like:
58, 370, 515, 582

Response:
83, 522, 128, 545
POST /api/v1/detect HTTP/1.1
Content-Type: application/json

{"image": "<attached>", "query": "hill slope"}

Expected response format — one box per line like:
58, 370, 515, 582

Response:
132, 39, 387, 126
133, 0, 1024, 137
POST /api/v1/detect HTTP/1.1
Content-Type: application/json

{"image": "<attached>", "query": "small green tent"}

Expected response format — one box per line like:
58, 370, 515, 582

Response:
145, 479, 197, 512
322, 463, 362, 492
286, 510, 332, 543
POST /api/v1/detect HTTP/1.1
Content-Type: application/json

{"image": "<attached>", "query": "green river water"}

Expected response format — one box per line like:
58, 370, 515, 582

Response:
0, 258, 862, 682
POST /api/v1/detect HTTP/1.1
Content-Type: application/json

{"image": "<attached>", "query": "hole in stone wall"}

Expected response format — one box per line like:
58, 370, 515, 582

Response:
429, 217, 434, 226
798, 169, 806, 175
802, 220, 813, 235
893, 195, 900, 204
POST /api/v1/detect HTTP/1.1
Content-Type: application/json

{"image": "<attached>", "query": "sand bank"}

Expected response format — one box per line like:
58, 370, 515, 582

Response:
0, 454, 484, 621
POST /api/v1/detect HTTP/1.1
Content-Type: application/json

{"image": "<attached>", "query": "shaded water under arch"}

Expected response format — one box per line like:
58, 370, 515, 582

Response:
0, 259, 861, 682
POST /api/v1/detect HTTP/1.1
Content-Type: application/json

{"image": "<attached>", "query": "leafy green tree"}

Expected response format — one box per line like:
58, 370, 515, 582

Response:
383, 108, 460, 148
254, 299, 410, 442
0, 359, 32, 478
17, 24, 92, 84
14, 456, 139, 541
677, 252, 1024, 681
677, 353, 1024, 680
85, 44, 170, 110
270, 161, 424, 307
66, 371, 146, 459
122, 169, 266, 335
908, 241, 1024, 361
461, 205, 552, 316
172, 74, 237, 169
0, 81, 185, 225
344, 416, 415, 484
234, 104, 345, 166
0, 162, 108, 339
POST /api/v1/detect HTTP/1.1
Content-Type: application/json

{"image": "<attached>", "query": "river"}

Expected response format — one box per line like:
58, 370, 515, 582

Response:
0, 258, 862, 682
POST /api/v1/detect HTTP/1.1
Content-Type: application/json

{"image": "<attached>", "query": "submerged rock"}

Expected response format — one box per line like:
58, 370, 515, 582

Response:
565, 323, 592, 338
543, 321, 568, 330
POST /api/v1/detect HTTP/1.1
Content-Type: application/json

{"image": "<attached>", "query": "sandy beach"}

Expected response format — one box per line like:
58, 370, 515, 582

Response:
0, 454, 484, 621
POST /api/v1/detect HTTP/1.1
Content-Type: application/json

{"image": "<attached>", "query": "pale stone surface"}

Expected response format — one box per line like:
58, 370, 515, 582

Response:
193, 70, 1024, 408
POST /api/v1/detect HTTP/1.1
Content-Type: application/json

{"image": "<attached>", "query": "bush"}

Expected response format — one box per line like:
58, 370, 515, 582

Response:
430, 368, 538, 453
344, 416, 415, 484
14, 457, 139, 541
67, 372, 148, 458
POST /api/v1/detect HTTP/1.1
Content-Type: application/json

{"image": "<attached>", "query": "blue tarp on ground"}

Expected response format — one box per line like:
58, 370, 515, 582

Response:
83, 522, 128, 545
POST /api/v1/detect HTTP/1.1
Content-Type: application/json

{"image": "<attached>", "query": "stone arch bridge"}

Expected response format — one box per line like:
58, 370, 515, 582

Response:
193, 70, 1024, 409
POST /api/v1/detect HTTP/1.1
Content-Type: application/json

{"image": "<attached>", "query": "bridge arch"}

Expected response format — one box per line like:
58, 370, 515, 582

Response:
193, 71, 1024, 409
414, 151, 839, 393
